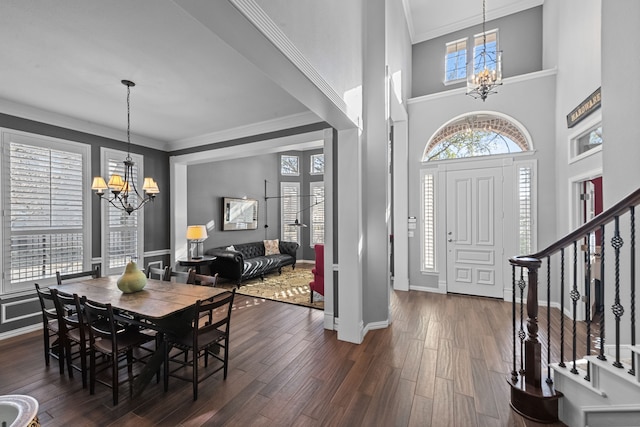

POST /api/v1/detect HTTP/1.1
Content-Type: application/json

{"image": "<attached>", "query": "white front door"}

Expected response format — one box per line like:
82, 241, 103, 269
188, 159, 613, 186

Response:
446, 167, 504, 298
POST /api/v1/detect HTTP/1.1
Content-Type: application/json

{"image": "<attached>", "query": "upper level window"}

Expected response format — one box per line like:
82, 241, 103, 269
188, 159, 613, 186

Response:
310, 153, 324, 175
445, 38, 467, 83
472, 30, 499, 75
2, 130, 90, 293
281, 155, 299, 176
423, 114, 530, 161
574, 125, 602, 157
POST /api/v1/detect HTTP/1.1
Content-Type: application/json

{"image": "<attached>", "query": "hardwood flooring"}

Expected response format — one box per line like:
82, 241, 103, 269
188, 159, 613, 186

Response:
0, 290, 569, 426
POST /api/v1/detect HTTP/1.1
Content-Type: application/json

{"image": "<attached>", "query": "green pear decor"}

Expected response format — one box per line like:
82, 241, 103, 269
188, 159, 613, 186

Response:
117, 260, 147, 293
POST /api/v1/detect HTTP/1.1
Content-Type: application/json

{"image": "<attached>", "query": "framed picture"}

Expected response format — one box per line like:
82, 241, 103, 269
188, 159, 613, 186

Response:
222, 197, 258, 231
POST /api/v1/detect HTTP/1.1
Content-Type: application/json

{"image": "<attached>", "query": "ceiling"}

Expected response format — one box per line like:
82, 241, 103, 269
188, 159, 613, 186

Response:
0, 0, 540, 152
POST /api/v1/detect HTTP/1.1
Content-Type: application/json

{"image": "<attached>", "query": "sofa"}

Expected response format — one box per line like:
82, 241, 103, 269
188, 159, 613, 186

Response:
205, 239, 299, 285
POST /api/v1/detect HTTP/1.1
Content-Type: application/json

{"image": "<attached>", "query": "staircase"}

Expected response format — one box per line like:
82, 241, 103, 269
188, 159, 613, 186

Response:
508, 188, 640, 425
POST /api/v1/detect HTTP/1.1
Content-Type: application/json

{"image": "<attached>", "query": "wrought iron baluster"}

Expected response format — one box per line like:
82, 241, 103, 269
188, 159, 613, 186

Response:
559, 248, 566, 368
546, 256, 552, 384
612, 216, 625, 369
511, 265, 518, 382
570, 241, 580, 374
585, 233, 592, 381
630, 206, 636, 376
518, 267, 526, 376
598, 224, 607, 361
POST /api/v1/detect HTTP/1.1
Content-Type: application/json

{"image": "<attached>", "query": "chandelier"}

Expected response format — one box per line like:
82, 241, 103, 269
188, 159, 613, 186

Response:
91, 80, 159, 215
466, 0, 502, 101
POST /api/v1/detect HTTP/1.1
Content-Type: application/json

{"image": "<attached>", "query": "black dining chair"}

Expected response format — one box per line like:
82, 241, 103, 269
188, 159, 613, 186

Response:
56, 266, 101, 285
53, 291, 89, 388
35, 283, 65, 374
171, 268, 196, 284
82, 297, 156, 405
164, 289, 236, 400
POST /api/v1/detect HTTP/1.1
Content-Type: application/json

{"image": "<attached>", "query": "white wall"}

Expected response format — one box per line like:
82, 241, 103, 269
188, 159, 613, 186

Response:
601, 0, 640, 345
408, 72, 557, 294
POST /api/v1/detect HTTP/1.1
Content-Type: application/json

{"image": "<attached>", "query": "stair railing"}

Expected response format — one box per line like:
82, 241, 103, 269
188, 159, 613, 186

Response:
509, 187, 640, 422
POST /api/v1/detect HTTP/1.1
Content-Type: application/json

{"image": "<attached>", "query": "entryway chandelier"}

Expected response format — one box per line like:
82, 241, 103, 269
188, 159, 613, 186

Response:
91, 80, 159, 215
466, 0, 502, 101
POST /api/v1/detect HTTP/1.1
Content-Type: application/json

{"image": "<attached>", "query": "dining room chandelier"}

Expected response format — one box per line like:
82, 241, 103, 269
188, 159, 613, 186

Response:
91, 80, 159, 215
466, 0, 502, 101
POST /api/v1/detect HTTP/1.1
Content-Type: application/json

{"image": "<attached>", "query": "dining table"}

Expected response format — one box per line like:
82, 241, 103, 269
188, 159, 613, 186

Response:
50, 275, 228, 397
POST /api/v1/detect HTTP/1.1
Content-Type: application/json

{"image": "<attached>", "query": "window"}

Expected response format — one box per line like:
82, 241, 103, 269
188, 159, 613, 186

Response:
100, 148, 144, 275
310, 182, 324, 245
281, 182, 300, 243
518, 166, 533, 255
2, 130, 90, 293
422, 171, 436, 271
472, 30, 499, 75
575, 125, 602, 157
280, 155, 299, 176
310, 153, 324, 175
423, 114, 530, 161
445, 38, 467, 83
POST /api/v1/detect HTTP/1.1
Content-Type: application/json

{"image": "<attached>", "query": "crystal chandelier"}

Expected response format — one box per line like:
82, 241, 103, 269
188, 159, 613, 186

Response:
466, 0, 502, 101
91, 80, 159, 215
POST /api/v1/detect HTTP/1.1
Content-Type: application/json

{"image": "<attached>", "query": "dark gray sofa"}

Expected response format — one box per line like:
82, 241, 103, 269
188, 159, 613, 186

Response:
204, 240, 299, 285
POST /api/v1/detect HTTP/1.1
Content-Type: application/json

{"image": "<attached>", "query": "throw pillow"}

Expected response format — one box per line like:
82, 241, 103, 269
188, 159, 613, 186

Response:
264, 239, 280, 255
226, 245, 236, 251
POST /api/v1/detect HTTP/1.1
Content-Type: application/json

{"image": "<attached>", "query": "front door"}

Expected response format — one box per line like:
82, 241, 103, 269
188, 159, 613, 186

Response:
446, 167, 504, 298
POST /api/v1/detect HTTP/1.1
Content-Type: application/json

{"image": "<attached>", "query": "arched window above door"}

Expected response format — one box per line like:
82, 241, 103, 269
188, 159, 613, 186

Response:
423, 113, 532, 161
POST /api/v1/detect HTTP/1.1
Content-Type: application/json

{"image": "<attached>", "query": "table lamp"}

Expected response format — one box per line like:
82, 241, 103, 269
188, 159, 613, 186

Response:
186, 225, 208, 259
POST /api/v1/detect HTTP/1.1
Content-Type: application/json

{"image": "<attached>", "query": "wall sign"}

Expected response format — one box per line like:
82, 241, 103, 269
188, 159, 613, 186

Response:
567, 87, 601, 128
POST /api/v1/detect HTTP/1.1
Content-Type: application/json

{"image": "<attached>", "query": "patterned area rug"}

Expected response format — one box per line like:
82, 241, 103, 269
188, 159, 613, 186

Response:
217, 263, 324, 310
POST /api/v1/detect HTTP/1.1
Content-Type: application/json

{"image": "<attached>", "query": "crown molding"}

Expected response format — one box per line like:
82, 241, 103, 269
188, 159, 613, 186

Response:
0, 97, 164, 150
165, 111, 320, 151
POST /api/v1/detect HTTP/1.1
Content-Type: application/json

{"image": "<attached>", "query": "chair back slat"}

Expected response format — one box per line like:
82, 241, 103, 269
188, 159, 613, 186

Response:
56, 266, 101, 285
171, 269, 196, 284
194, 273, 218, 287
147, 265, 171, 281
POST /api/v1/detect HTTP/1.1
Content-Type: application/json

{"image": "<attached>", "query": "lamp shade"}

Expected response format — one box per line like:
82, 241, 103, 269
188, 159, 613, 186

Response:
186, 225, 208, 241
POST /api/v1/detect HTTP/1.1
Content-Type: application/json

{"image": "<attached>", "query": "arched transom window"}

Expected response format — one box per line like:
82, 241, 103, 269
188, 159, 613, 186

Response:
423, 113, 531, 161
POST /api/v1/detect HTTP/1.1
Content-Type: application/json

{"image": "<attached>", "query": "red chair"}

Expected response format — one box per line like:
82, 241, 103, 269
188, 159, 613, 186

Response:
310, 244, 324, 303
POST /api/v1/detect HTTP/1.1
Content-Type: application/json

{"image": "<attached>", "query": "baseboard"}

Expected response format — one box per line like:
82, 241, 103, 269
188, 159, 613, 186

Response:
0, 323, 40, 341
409, 284, 446, 294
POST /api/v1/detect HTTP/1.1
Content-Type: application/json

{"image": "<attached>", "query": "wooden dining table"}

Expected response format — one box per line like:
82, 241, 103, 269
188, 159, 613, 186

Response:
50, 275, 228, 397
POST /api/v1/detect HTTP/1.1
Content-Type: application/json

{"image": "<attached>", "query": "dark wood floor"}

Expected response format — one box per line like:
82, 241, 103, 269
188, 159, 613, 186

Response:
0, 290, 570, 426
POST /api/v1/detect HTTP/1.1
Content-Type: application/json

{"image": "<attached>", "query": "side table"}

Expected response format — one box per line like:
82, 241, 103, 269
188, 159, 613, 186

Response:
178, 256, 216, 274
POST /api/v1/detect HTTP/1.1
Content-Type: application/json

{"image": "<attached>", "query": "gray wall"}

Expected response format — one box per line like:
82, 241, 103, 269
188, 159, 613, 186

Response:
186, 149, 325, 261
412, 6, 543, 97
0, 113, 171, 255
187, 154, 280, 252
0, 113, 170, 333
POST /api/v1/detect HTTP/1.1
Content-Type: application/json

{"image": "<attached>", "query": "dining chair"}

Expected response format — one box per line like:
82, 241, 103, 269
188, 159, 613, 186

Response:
171, 268, 196, 284
35, 284, 65, 374
56, 266, 101, 285
81, 297, 156, 405
146, 265, 171, 281
193, 273, 218, 287
52, 291, 88, 388
164, 289, 236, 401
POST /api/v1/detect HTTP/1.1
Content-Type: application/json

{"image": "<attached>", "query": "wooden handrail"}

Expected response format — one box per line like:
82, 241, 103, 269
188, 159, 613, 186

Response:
511, 187, 640, 265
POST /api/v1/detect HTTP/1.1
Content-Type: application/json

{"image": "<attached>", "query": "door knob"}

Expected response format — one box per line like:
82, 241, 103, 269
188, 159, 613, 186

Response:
448, 239, 453, 242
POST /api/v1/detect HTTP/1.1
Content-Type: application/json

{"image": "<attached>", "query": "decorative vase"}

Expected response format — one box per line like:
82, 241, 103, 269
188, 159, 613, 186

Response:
117, 261, 147, 293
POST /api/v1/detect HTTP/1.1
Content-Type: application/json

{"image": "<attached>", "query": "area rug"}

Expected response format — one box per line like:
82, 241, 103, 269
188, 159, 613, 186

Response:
217, 263, 324, 310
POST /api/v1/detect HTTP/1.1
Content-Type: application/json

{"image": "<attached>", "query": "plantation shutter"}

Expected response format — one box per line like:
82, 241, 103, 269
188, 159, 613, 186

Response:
2, 132, 89, 292
100, 148, 144, 275
281, 182, 299, 243
310, 182, 324, 245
